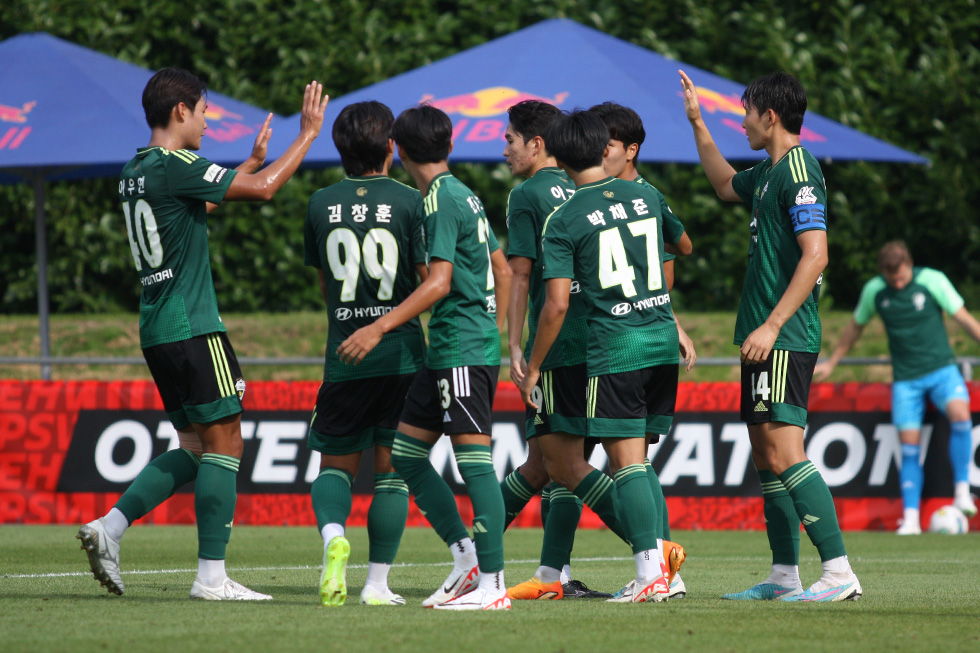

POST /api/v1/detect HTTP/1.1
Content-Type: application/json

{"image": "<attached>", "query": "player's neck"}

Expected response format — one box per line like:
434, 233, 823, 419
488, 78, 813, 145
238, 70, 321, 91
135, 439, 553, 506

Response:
566, 165, 607, 187
408, 161, 450, 195
527, 156, 559, 178
147, 126, 192, 152
765, 131, 801, 168
619, 164, 639, 182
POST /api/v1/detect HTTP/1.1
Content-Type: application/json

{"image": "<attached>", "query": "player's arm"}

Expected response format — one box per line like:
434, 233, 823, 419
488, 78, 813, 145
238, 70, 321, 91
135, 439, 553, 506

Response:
740, 229, 828, 364
507, 256, 533, 384
222, 82, 328, 202
520, 277, 570, 408
951, 306, 980, 344
664, 231, 693, 257
676, 316, 697, 372
316, 269, 329, 306
813, 319, 865, 381
491, 248, 512, 334
336, 259, 452, 364
678, 70, 739, 202
416, 263, 429, 284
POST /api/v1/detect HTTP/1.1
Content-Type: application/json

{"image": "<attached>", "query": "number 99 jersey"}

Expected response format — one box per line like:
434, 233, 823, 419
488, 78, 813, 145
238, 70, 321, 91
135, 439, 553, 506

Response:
119, 147, 238, 349
541, 177, 685, 376
304, 175, 427, 381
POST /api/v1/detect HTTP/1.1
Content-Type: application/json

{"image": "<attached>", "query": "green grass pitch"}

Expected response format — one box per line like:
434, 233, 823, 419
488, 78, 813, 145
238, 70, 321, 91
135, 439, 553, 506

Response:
2, 526, 978, 652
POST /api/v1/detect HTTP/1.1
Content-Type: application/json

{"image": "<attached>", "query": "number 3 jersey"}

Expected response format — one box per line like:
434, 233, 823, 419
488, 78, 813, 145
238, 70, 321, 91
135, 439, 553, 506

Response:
731, 145, 827, 353
423, 172, 501, 370
541, 176, 685, 376
305, 175, 427, 381
119, 147, 238, 349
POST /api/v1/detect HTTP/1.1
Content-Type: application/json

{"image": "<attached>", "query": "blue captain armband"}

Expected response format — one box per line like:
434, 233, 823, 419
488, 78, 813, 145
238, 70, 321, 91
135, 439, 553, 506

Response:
788, 203, 827, 233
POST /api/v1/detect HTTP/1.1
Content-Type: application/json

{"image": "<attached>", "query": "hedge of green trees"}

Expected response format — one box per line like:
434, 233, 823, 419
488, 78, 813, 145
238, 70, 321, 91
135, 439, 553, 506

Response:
2, 0, 978, 314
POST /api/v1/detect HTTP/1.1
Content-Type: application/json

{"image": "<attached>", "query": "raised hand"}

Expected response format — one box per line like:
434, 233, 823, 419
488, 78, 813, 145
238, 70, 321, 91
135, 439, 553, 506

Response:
678, 69, 702, 123
300, 81, 329, 138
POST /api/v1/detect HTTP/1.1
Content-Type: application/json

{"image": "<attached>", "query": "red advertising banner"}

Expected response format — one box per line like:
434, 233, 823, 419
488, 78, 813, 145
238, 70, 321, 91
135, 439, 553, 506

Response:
2, 380, 978, 531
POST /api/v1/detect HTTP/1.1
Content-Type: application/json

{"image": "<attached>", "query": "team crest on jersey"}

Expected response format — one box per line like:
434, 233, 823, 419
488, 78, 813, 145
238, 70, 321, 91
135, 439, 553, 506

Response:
760, 181, 770, 199
913, 292, 926, 311
356, 187, 368, 197
795, 186, 817, 205
603, 191, 614, 198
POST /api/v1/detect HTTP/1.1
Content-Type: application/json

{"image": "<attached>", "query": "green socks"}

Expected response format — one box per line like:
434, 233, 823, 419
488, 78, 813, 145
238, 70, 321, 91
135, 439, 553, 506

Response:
368, 473, 409, 565
196, 453, 239, 560
760, 470, 800, 565
613, 464, 658, 553
501, 469, 537, 529
115, 448, 200, 523
391, 432, 469, 546
454, 444, 505, 574
539, 483, 582, 571
778, 461, 848, 562
311, 467, 354, 531
572, 468, 629, 544
644, 459, 669, 540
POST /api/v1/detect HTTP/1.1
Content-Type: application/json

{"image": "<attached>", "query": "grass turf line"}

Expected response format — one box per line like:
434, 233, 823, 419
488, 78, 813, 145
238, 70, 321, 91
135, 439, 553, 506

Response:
1, 526, 979, 652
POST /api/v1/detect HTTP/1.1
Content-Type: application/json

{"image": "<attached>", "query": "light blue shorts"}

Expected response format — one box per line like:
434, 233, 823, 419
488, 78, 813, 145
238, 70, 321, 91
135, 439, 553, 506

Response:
891, 364, 969, 430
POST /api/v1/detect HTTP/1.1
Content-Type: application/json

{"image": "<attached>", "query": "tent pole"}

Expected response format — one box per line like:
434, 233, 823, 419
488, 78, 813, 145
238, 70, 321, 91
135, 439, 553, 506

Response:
33, 176, 51, 380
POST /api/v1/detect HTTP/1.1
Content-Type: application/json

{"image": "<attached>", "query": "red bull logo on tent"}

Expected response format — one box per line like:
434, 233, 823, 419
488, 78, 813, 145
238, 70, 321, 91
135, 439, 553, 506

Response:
420, 87, 569, 143
203, 100, 255, 143
682, 85, 826, 143
0, 100, 35, 150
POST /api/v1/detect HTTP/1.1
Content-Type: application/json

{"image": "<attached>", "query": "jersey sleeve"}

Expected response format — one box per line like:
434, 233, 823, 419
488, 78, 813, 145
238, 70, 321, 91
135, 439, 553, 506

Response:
853, 276, 886, 325
657, 191, 685, 247
540, 210, 574, 280
424, 188, 459, 264
303, 204, 320, 269
169, 152, 238, 204
918, 268, 965, 314
731, 164, 759, 205
410, 198, 427, 266
781, 149, 827, 235
486, 220, 501, 254
506, 187, 537, 260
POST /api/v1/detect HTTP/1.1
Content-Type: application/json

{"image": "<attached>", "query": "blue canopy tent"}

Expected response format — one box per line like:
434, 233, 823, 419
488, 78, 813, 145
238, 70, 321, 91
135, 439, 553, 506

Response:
0, 32, 283, 377
277, 18, 927, 166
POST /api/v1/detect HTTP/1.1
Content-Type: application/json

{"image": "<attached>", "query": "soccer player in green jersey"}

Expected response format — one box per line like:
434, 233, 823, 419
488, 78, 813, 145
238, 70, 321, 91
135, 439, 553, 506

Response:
814, 241, 980, 531
77, 68, 328, 600
337, 105, 513, 610
589, 101, 694, 600
499, 100, 610, 601
303, 101, 429, 606
521, 110, 691, 604
680, 69, 861, 601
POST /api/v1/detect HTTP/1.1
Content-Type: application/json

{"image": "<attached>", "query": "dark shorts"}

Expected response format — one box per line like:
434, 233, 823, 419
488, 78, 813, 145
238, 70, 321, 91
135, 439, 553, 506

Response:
307, 373, 415, 455
400, 364, 498, 435
740, 349, 818, 428
587, 364, 678, 438
142, 331, 244, 430
525, 363, 587, 438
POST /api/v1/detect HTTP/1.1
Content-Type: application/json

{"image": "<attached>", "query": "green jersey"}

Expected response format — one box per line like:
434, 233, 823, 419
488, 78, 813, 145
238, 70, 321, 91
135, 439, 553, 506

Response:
854, 267, 963, 380
119, 147, 238, 349
635, 177, 683, 263
423, 172, 501, 369
506, 167, 586, 369
304, 175, 427, 382
541, 176, 684, 376
731, 146, 827, 353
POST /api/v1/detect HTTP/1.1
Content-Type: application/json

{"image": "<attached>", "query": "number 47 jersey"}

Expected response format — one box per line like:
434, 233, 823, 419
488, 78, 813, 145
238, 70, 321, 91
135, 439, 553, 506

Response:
541, 177, 685, 376
304, 175, 427, 381
119, 147, 239, 349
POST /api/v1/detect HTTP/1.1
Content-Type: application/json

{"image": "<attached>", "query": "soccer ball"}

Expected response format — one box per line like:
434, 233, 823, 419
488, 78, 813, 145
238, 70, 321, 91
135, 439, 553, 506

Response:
928, 506, 969, 534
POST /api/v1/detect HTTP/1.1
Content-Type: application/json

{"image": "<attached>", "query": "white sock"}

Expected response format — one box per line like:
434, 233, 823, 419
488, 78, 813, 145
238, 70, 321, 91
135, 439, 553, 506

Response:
197, 558, 227, 586
365, 562, 391, 589
634, 549, 659, 584
478, 569, 504, 594
321, 523, 345, 546
903, 507, 920, 525
822, 555, 851, 577
450, 537, 477, 568
104, 507, 129, 542
534, 565, 561, 584
765, 564, 801, 588
560, 564, 572, 584
954, 482, 972, 502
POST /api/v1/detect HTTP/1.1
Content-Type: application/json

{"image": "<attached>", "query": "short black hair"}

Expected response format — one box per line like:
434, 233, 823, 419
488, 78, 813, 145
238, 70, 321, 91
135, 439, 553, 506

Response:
741, 71, 807, 135
332, 101, 394, 176
588, 102, 645, 156
543, 110, 609, 173
391, 104, 452, 164
507, 100, 562, 143
142, 68, 207, 130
